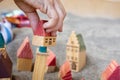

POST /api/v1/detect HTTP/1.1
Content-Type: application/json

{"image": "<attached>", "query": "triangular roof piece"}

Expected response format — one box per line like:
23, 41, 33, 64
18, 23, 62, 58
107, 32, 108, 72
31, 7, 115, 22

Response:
0, 33, 5, 48
0, 53, 12, 78
17, 37, 33, 59
59, 61, 71, 78
101, 60, 119, 80
108, 66, 120, 80
46, 49, 56, 66
33, 20, 51, 36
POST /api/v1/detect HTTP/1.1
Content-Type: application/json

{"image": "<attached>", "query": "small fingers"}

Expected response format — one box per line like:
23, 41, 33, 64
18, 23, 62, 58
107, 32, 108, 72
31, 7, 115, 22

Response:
43, 1, 59, 29
54, 0, 66, 32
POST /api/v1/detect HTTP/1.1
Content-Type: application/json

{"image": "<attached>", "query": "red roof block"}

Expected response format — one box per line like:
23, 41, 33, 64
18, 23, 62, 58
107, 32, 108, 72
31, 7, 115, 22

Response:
101, 60, 119, 80
17, 37, 33, 59
108, 66, 120, 80
59, 61, 72, 80
46, 49, 56, 66
33, 20, 51, 36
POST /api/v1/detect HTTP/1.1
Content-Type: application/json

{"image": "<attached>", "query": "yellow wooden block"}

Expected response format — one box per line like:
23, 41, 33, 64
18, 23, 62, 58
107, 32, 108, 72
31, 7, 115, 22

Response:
32, 53, 48, 80
32, 35, 56, 46
0, 78, 11, 80
17, 58, 32, 71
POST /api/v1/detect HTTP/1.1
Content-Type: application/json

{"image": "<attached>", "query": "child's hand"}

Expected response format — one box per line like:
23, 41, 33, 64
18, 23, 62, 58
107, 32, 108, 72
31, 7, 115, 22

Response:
14, 0, 66, 36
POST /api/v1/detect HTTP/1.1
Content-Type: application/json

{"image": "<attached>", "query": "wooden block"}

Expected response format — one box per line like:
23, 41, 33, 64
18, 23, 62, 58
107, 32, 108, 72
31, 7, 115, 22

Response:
101, 60, 120, 80
32, 53, 48, 80
32, 35, 56, 46
17, 37, 33, 59
17, 58, 32, 71
39, 46, 47, 53
0, 78, 11, 80
33, 20, 51, 36
58, 61, 72, 80
66, 31, 86, 72
46, 49, 56, 73
0, 50, 12, 80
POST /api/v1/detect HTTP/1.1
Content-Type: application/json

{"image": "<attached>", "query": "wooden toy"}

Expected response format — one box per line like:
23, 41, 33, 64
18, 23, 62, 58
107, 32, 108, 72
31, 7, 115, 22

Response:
17, 37, 33, 71
58, 61, 72, 80
39, 46, 47, 53
101, 60, 120, 80
46, 49, 56, 73
32, 20, 56, 46
0, 33, 5, 48
0, 48, 12, 80
32, 48, 48, 80
66, 31, 86, 72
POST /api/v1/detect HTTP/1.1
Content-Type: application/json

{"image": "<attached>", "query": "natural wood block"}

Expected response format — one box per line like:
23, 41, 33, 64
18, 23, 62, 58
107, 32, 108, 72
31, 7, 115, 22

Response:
0, 48, 7, 58
66, 31, 86, 72
47, 66, 56, 73
32, 35, 56, 46
0, 78, 11, 80
32, 53, 48, 80
17, 58, 32, 71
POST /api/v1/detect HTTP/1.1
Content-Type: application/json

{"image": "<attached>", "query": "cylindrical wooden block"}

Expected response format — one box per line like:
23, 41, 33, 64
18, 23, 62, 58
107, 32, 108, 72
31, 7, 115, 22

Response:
17, 58, 32, 71
32, 53, 48, 80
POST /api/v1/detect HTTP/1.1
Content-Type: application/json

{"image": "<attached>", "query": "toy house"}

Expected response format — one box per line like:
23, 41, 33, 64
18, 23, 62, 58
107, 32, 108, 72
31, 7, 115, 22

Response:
58, 61, 72, 80
66, 31, 86, 72
17, 37, 33, 71
32, 48, 48, 80
0, 48, 12, 80
32, 20, 56, 46
46, 49, 56, 73
0, 33, 5, 48
101, 60, 120, 80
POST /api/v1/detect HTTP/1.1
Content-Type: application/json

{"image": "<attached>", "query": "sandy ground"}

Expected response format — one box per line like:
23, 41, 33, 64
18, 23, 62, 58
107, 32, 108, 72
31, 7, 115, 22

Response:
5, 13, 120, 80
1, 0, 120, 80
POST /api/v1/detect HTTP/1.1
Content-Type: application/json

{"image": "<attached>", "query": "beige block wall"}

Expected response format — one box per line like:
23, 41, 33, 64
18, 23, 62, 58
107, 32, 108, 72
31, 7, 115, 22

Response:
62, 0, 120, 18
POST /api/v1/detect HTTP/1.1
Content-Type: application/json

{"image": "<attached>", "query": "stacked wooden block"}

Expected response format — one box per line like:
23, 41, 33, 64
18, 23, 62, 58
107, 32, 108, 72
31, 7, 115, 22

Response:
17, 37, 33, 71
32, 20, 56, 80
0, 33, 12, 80
46, 49, 56, 73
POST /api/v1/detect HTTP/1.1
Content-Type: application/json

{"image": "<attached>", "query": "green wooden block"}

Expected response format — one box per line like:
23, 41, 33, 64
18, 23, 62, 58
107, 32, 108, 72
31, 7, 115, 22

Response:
0, 33, 5, 48
39, 46, 47, 53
